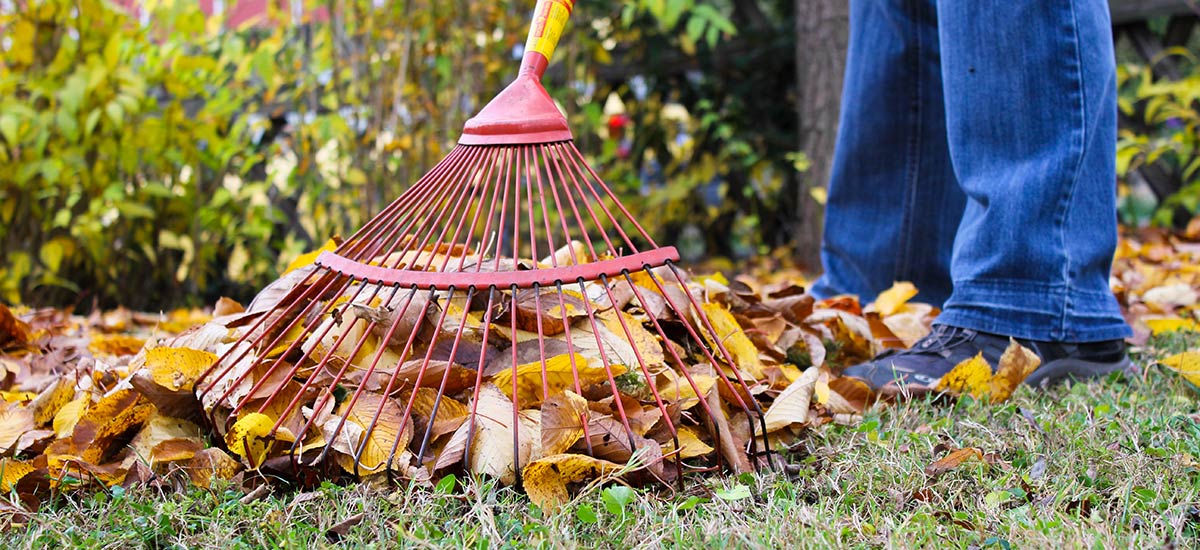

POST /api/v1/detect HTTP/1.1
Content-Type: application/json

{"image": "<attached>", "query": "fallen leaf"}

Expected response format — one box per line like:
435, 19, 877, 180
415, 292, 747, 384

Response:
2, 404, 38, 454
662, 426, 714, 459
225, 412, 275, 468
540, 391, 589, 457
935, 353, 993, 397
871, 282, 918, 316
0, 304, 31, 350
1161, 351, 1200, 388
325, 393, 413, 474
145, 347, 218, 392
695, 303, 764, 378
989, 339, 1041, 400
763, 366, 819, 432
326, 512, 366, 543
490, 353, 620, 407
522, 453, 622, 510
88, 334, 146, 357
925, 447, 1005, 477
0, 459, 34, 492
467, 384, 530, 484
185, 447, 241, 488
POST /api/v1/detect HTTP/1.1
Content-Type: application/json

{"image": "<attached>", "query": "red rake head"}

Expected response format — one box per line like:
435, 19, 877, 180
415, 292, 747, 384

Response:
193, 0, 772, 490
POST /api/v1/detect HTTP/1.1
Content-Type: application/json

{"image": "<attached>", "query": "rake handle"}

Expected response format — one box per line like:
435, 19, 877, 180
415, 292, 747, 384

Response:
520, 0, 575, 78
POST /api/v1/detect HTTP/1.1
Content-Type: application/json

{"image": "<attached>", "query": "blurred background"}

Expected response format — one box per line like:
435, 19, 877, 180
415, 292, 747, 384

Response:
0, 0, 1197, 310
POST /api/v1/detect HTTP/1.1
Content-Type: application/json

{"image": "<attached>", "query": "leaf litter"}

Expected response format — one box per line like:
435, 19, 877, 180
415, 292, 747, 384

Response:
0, 222, 1196, 516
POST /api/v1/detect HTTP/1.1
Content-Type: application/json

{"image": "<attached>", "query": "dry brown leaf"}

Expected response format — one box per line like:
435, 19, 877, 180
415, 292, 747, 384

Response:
990, 339, 1041, 400
0, 403, 34, 454
0, 304, 31, 350
185, 447, 242, 488
540, 391, 588, 457
925, 447, 1005, 477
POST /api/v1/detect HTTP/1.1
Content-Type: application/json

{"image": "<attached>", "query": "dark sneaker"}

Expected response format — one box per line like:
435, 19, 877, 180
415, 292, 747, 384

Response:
842, 324, 1134, 395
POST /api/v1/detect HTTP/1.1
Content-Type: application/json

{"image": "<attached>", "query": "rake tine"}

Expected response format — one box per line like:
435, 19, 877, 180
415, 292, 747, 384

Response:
552, 281, 593, 457
509, 284, 523, 486
345, 286, 445, 476
665, 262, 773, 471
410, 286, 477, 473
462, 285, 498, 473
284, 283, 418, 467
574, 278, 640, 460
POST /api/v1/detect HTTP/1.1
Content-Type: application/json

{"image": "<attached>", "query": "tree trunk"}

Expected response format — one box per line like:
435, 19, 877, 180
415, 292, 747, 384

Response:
792, 0, 849, 269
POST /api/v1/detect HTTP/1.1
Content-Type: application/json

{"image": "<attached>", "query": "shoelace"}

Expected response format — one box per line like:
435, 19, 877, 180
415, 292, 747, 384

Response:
913, 325, 976, 351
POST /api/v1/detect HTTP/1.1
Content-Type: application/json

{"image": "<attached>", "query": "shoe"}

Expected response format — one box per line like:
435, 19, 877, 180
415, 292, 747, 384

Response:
842, 324, 1133, 395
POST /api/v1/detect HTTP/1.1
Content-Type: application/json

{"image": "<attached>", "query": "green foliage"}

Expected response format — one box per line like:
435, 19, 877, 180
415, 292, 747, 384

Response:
1117, 47, 1200, 227
0, 0, 794, 307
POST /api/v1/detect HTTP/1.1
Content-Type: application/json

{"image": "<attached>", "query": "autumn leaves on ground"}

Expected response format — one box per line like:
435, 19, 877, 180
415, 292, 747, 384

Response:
1, 223, 1199, 530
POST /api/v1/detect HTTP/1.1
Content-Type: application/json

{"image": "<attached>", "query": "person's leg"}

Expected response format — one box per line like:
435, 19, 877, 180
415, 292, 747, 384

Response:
842, 0, 1132, 394
809, 0, 964, 306
934, 0, 1131, 342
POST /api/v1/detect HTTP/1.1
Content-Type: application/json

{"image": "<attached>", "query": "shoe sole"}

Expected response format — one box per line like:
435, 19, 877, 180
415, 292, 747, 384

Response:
1022, 356, 1137, 388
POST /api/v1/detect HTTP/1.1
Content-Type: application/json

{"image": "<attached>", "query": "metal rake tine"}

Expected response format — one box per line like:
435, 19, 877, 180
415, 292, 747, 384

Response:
508, 284, 523, 486
665, 262, 773, 471
381, 149, 487, 270
304, 284, 429, 469
361, 146, 487, 264
462, 285, 498, 473
552, 281, 594, 457
544, 143, 600, 262
639, 265, 767, 471
407, 285, 478, 474
340, 146, 470, 259
241, 279, 395, 419
197, 268, 332, 398
199, 271, 343, 424
624, 270, 715, 477
564, 142, 659, 248
273, 281, 410, 469
343, 286, 445, 476
574, 278, 640, 460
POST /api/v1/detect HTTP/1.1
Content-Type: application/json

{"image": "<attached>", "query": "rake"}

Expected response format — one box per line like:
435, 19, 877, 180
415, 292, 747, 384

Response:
195, 0, 771, 486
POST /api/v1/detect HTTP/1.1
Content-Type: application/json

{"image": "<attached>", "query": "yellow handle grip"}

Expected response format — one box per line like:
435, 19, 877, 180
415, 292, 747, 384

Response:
522, 0, 574, 74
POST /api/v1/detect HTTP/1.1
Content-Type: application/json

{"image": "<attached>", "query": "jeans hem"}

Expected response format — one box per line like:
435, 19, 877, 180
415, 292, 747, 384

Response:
940, 279, 1131, 342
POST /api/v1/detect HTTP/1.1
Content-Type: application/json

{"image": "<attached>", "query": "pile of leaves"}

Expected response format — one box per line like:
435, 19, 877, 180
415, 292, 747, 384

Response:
4, 219, 1199, 518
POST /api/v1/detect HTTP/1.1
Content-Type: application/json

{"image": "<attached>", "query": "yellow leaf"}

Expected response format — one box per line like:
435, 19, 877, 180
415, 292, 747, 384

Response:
88, 334, 146, 357
491, 353, 622, 407
872, 282, 918, 316
540, 391, 589, 457
326, 393, 412, 475
989, 340, 1041, 401
763, 366, 819, 432
30, 377, 75, 426
658, 373, 715, 409
406, 388, 469, 440
1147, 318, 1199, 335
522, 453, 622, 510
662, 426, 714, 459
0, 459, 34, 492
935, 353, 993, 398
1161, 351, 1200, 388
186, 448, 241, 488
53, 396, 89, 438
695, 303, 764, 379
283, 238, 337, 275
225, 412, 275, 468
145, 347, 218, 392
131, 413, 204, 466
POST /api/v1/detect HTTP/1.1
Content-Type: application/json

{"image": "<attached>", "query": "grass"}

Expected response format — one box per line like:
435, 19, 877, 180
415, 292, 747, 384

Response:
3, 332, 1199, 549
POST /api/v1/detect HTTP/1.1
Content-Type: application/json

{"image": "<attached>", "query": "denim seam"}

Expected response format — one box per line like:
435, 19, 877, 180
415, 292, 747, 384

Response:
1056, 0, 1089, 341
895, 0, 922, 283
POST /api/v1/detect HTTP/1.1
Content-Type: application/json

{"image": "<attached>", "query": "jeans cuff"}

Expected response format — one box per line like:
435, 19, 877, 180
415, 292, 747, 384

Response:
938, 279, 1132, 342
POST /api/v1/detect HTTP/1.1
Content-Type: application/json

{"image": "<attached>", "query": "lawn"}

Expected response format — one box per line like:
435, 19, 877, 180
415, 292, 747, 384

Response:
5, 330, 1197, 549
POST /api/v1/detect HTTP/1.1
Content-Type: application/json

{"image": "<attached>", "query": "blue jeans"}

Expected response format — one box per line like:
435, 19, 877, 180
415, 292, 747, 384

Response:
809, 0, 1132, 342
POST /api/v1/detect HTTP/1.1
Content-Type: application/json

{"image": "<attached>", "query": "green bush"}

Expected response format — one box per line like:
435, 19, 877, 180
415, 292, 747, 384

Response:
1117, 47, 1200, 227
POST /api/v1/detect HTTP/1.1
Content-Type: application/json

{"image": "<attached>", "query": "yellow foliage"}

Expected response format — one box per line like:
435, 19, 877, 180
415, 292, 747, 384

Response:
872, 281, 918, 316
522, 453, 622, 510
490, 353, 622, 407
225, 412, 275, 468
1161, 351, 1200, 388
145, 347, 218, 392
695, 302, 764, 378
